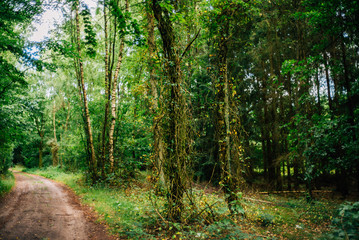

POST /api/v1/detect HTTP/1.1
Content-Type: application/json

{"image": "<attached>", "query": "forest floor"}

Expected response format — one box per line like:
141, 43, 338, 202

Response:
0, 171, 114, 240
0, 167, 358, 240
1, 167, 356, 239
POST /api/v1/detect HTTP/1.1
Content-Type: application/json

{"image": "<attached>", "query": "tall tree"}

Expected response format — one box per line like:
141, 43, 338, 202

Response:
107, 0, 128, 173
0, 0, 42, 173
151, 0, 192, 221
145, 2, 165, 185
73, 0, 97, 180
207, 0, 249, 212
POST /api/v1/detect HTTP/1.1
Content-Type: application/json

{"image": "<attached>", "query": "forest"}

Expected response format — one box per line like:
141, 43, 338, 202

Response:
1, 0, 359, 239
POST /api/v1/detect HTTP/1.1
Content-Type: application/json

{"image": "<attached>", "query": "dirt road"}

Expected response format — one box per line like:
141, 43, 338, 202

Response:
0, 172, 113, 240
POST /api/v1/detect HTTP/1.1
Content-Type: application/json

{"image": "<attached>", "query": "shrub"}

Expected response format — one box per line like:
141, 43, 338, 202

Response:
323, 202, 359, 239
0, 172, 15, 196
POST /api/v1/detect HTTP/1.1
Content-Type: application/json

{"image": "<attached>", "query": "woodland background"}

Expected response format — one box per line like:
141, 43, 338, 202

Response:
1, 0, 359, 237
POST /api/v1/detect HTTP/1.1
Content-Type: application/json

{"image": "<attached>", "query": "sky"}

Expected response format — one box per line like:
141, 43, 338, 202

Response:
29, 0, 98, 42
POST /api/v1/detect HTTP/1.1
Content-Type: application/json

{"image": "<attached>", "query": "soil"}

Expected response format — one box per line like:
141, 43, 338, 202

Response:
0, 171, 115, 240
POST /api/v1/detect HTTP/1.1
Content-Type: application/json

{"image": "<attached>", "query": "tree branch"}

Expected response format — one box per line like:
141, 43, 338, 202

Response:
180, 28, 201, 62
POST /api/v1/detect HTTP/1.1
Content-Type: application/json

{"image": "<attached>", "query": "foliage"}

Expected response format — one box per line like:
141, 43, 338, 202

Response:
0, 0, 42, 174
0, 142, 14, 174
323, 202, 359, 240
0, 0, 42, 89
0, 171, 15, 197
23, 166, 81, 183
1, 0, 359, 238
80, 3, 97, 57
304, 114, 359, 195
20, 167, 340, 239
107, 0, 144, 46
3, 0, 356, 195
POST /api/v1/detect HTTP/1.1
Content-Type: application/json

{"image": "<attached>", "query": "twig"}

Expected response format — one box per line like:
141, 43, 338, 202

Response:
148, 189, 169, 226
258, 190, 333, 194
180, 29, 201, 62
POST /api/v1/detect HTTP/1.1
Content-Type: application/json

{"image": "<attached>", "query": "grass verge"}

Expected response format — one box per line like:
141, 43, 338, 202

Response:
0, 171, 15, 197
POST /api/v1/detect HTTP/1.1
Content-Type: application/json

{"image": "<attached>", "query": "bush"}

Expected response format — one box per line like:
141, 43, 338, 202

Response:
0, 143, 14, 174
0, 171, 15, 196
323, 202, 359, 239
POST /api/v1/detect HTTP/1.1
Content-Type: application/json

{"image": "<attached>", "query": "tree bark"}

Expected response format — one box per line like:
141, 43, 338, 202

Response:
35, 116, 45, 169
39, 134, 43, 168
341, 38, 355, 136
108, 40, 124, 173
329, 46, 340, 109
151, 0, 188, 221
216, 34, 238, 212
212, 3, 245, 213
146, 6, 165, 185
323, 52, 333, 111
108, 0, 128, 173
52, 102, 59, 166
100, 0, 110, 177
315, 67, 321, 114
75, 1, 97, 180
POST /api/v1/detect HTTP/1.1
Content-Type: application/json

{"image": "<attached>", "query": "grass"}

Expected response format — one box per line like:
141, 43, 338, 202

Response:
23, 166, 82, 188
0, 171, 15, 197
19, 166, 343, 239
241, 194, 338, 239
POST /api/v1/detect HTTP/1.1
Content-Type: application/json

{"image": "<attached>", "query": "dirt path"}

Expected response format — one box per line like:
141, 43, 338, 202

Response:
0, 172, 114, 240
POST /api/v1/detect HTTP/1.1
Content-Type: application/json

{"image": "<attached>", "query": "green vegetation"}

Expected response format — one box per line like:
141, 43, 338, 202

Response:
1, 0, 358, 238
0, 171, 15, 197
23, 167, 343, 239
323, 202, 359, 240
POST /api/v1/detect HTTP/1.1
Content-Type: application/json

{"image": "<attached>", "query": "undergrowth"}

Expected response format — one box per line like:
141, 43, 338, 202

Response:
321, 201, 359, 239
0, 171, 15, 197
21, 166, 343, 239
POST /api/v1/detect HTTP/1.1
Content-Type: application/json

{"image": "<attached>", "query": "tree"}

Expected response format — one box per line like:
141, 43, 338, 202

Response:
72, 0, 98, 180
0, 0, 42, 98
151, 0, 192, 221
23, 84, 48, 168
145, 2, 165, 185
0, 0, 42, 173
206, 0, 250, 213
302, 0, 359, 194
107, 0, 128, 173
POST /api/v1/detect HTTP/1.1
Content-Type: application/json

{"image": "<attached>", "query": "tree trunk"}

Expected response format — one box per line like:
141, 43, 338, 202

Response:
213, 5, 244, 213
272, 97, 282, 191
75, 1, 97, 180
108, 0, 128, 173
329, 47, 340, 109
108, 40, 124, 173
286, 156, 291, 190
39, 134, 43, 168
340, 36, 357, 192
262, 82, 275, 188
100, 0, 110, 177
315, 67, 321, 114
261, 127, 268, 179
36, 116, 45, 169
323, 52, 333, 112
146, 6, 165, 185
151, 0, 188, 221
341, 39, 355, 136
52, 102, 59, 166
59, 102, 71, 169
217, 42, 238, 212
